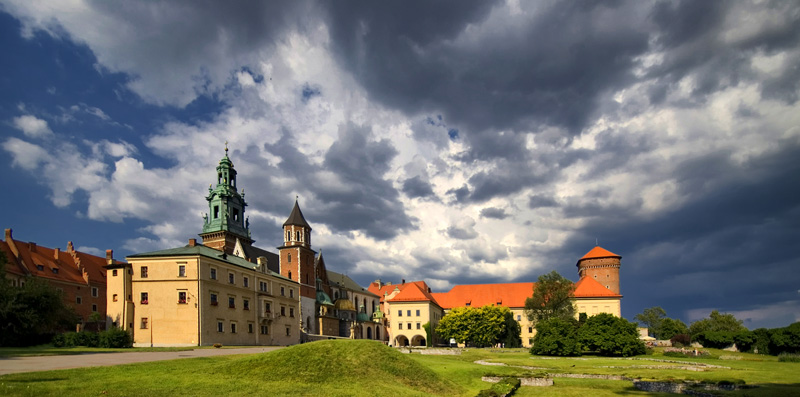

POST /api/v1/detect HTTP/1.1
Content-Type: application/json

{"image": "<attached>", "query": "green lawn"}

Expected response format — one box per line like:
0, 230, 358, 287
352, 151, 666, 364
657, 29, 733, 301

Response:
0, 345, 201, 357
1, 343, 798, 396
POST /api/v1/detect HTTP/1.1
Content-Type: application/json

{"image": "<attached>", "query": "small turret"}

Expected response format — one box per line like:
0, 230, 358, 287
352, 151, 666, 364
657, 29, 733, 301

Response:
576, 246, 621, 295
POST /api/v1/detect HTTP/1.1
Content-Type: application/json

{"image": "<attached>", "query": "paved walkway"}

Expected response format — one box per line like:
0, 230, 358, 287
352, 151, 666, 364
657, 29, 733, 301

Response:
0, 347, 283, 375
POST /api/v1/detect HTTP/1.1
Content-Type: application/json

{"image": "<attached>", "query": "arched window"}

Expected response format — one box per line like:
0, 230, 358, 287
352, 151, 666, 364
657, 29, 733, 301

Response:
286, 231, 291, 241
376, 328, 380, 340
367, 327, 372, 339
288, 271, 292, 279
296, 231, 301, 241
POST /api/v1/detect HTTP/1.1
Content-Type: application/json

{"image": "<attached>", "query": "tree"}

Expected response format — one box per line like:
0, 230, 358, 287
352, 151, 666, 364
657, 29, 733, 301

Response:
501, 310, 522, 348
530, 317, 581, 356
689, 310, 747, 338
634, 306, 666, 338
422, 322, 432, 347
658, 318, 689, 340
524, 271, 575, 325
0, 253, 77, 346
436, 305, 519, 347
579, 313, 646, 357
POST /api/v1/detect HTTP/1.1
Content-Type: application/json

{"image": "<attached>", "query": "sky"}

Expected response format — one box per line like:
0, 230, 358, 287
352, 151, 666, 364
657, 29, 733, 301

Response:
1, 1, 798, 330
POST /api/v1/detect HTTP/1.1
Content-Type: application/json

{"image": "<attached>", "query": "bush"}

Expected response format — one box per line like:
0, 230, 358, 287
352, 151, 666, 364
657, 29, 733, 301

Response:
530, 318, 581, 356
98, 328, 132, 348
664, 351, 687, 358
52, 331, 100, 347
671, 333, 691, 348
478, 377, 521, 397
778, 353, 800, 362
579, 313, 646, 357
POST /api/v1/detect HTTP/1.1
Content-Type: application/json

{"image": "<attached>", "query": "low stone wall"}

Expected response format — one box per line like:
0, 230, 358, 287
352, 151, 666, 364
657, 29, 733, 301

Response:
482, 376, 553, 387
551, 373, 634, 381
633, 380, 747, 396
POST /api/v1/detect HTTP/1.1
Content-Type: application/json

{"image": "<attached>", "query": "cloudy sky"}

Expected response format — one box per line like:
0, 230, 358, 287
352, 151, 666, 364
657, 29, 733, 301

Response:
1, 1, 798, 329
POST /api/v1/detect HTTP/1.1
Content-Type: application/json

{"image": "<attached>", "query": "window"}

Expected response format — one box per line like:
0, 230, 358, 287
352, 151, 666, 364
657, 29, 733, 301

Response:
141, 266, 148, 278
112, 269, 118, 276
210, 293, 218, 306
243, 299, 250, 310
259, 281, 267, 292
296, 231, 301, 241
407, 322, 411, 330
140, 292, 148, 304
229, 273, 235, 284
141, 318, 149, 329
228, 297, 235, 308
281, 287, 285, 296
113, 294, 118, 302
264, 302, 271, 313
179, 265, 186, 277
243, 277, 249, 288
214, 205, 219, 219
231, 323, 237, 333
36, 264, 44, 271
288, 253, 292, 263
92, 304, 98, 312
289, 289, 294, 298
217, 321, 224, 332
398, 310, 402, 317
92, 287, 99, 297
288, 271, 292, 279
398, 323, 402, 329
178, 291, 187, 304
248, 323, 254, 334
528, 327, 533, 333
416, 310, 420, 316
281, 306, 286, 316
416, 323, 421, 329
285, 327, 291, 336
517, 315, 521, 321
289, 308, 295, 317
260, 325, 269, 335
407, 310, 411, 316
52, 268, 59, 274
286, 230, 291, 241
210, 268, 217, 280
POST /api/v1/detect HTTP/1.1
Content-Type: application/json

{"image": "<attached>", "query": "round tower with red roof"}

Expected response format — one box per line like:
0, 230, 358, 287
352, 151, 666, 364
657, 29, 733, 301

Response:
576, 246, 621, 295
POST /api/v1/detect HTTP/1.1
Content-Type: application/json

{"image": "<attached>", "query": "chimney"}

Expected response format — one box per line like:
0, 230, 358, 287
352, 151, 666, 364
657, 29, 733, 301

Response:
188, 238, 197, 247
54, 247, 60, 260
4, 229, 19, 257
29, 242, 37, 252
106, 249, 114, 265
374, 279, 383, 289
401, 279, 405, 285
428, 288, 432, 293
67, 241, 74, 253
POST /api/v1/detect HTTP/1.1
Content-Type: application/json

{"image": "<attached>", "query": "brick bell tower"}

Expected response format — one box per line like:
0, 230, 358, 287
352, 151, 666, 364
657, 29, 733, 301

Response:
278, 199, 317, 333
576, 246, 621, 295
199, 144, 253, 254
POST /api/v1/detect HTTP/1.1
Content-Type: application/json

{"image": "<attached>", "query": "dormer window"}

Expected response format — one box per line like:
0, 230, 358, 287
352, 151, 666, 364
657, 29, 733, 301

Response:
36, 265, 44, 271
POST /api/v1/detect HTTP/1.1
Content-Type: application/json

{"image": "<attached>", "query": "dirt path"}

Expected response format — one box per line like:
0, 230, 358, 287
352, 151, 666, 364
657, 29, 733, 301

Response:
0, 347, 283, 375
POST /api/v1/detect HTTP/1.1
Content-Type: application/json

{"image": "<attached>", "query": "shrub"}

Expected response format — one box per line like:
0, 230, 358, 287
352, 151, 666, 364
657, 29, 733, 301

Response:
579, 313, 646, 357
52, 331, 100, 347
98, 328, 132, 348
671, 333, 691, 348
213, 343, 223, 348
478, 377, 521, 397
778, 353, 800, 362
530, 317, 581, 356
664, 351, 686, 358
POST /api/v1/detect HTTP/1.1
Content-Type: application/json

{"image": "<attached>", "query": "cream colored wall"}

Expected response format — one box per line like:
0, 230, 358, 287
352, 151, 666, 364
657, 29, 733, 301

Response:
128, 255, 300, 347
389, 301, 443, 346
574, 298, 621, 318
106, 265, 133, 331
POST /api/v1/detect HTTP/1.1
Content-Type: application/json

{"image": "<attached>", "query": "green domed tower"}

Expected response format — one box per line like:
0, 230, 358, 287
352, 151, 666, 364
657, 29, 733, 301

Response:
199, 144, 252, 254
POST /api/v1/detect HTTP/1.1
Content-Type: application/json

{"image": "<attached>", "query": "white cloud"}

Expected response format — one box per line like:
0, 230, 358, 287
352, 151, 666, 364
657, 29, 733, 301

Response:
12, 115, 53, 138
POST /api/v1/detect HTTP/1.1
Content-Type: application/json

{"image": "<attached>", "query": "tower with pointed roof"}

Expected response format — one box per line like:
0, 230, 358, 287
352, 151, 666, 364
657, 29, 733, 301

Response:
278, 199, 317, 333
576, 246, 621, 295
199, 145, 252, 254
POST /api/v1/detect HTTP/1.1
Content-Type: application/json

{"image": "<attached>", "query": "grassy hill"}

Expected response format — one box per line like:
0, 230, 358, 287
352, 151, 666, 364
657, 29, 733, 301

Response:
0, 340, 462, 397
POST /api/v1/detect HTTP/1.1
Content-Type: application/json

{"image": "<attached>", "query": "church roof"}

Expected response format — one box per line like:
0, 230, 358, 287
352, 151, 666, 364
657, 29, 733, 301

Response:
573, 276, 622, 298
283, 200, 311, 229
328, 270, 378, 297
577, 246, 620, 263
431, 282, 534, 309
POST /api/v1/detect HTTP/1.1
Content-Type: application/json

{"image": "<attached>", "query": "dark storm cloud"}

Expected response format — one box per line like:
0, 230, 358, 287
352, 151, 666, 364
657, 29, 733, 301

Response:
479, 207, 508, 220
528, 195, 558, 209
260, 124, 416, 241
555, 138, 800, 324
401, 175, 435, 199
321, 0, 651, 136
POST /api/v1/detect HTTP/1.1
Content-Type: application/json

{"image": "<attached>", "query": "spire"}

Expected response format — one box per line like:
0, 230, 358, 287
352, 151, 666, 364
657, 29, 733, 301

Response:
201, 145, 251, 249
283, 199, 311, 229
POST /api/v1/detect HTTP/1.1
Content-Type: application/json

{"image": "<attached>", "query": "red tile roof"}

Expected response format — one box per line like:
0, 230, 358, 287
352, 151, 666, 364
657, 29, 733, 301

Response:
1, 229, 112, 287
386, 282, 439, 303
573, 276, 622, 298
368, 280, 431, 302
578, 246, 620, 262
431, 282, 535, 309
